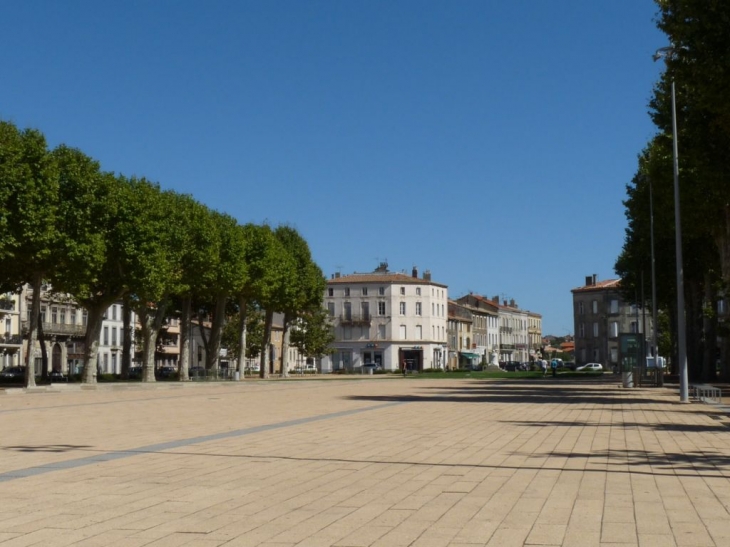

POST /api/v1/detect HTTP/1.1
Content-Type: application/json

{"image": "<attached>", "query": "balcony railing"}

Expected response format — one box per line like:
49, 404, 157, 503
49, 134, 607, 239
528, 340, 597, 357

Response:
0, 334, 22, 345
21, 320, 86, 337
339, 314, 372, 327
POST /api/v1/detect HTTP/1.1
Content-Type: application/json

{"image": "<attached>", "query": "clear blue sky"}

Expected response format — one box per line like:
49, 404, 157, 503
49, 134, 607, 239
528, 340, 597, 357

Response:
1, 1, 666, 336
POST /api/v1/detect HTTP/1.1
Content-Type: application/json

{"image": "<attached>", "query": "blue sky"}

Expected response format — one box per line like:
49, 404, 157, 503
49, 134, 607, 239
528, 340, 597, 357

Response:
1, 1, 666, 335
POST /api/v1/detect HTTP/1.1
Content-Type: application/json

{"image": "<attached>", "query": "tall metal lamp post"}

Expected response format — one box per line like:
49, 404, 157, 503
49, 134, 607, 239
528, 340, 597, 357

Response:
653, 46, 688, 403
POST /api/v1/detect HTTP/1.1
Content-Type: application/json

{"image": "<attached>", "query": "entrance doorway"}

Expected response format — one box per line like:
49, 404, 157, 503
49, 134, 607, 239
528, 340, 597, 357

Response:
399, 348, 423, 372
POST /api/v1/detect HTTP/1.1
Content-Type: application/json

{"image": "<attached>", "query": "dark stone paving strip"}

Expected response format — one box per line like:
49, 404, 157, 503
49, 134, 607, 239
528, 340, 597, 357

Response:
0, 401, 404, 483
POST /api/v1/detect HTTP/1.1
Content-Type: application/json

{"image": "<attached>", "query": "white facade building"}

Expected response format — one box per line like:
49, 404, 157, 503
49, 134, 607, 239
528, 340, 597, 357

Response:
322, 265, 449, 372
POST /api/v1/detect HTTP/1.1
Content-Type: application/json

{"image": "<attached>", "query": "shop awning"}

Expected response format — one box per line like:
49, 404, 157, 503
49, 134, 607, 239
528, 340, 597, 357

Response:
459, 352, 481, 360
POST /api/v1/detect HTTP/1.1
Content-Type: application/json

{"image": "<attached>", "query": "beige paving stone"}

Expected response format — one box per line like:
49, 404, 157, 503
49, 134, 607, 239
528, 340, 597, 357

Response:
0, 379, 728, 547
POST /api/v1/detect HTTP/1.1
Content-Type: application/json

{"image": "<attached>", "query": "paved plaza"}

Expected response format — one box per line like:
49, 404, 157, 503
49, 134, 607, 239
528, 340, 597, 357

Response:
0, 376, 729, 547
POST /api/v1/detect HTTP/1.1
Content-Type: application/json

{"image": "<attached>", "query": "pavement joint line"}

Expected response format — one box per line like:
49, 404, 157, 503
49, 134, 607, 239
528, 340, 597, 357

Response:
0, 400, 405, 483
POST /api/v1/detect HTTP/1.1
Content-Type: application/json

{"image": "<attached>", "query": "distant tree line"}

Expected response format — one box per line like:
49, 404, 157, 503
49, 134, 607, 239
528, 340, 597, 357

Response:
616, 1, 730, 381
0, 120, 333, 387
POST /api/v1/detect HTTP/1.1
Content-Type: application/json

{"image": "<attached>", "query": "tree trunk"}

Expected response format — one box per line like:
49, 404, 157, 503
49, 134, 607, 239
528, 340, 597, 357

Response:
205, 295, 226, 372
237, 296, 247, 380
121, 298, 132, 379
701, 275, 718, 382
24, 274, 42, 387
280, 315, 291, 378
138, 302, 168, 383
179, 295, 192, 381
81, 304, 105, 384
38, 314, 49, 381
259, 309, 273, 379
686, 279, 702, 382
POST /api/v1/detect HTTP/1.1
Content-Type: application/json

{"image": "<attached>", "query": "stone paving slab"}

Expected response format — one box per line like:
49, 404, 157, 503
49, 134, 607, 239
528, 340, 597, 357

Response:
0, 377, 729, 546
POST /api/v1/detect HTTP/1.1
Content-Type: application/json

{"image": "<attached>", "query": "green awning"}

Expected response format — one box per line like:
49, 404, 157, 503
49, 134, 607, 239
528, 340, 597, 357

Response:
459, 352, 481, 360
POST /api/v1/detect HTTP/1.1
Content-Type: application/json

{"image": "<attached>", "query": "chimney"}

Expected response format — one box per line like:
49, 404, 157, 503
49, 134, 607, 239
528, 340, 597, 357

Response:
423, 270, 431, 281
510, 299, 515, 307
492, 295, 499, 303
592, 274, 597, 285
334, 272, 340, 279
412, 266, 418, 278
585, 275, 592, 287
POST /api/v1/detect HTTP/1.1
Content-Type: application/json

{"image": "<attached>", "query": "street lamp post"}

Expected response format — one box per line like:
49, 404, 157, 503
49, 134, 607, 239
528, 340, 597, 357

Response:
654, 46, 688, 402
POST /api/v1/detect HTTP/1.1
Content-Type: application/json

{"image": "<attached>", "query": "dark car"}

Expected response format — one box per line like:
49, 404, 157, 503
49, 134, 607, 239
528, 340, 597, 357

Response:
49, 370, 68, 382
188, 366, 206, 379
0, 366, 25, 382
156, 365, 177, 379
128, 366, 143, 379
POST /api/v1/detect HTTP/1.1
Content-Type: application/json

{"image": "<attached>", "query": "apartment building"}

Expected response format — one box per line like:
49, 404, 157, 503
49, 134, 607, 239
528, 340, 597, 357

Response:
454, 294, 499, 365
322, 264, 448, 372
571, 274, 651, 369
447, 300, 474, 369
0, 293, 22, 369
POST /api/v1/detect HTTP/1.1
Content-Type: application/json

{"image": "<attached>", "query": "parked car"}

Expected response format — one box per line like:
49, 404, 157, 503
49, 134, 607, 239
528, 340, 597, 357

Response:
49, 370, 68, 382
128, 366, 143, 379
156, 365, 177, 379
188, 366, 206, 378
576, 363, 603, 372
0, 366, 25, 382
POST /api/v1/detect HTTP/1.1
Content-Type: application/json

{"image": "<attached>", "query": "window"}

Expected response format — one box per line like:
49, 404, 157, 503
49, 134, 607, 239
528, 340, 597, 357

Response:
579, 323, 585, 338
610, 348, 618, 363
379, 287, 385, 295
592, 300, 598, 314
416, 287, 421, 296
112, 305, 117, 321
361, 302, 369, 319
103, 326, 109, 345
378, 301, 386, 316
344, 288, 350, 297
112, 327, 117, 346
579, 302, 584, 315
415, 302, 422, 316
111, 354, 117, 373
593, 323, 598, 337
328, 288, 333, 297
70, 309, 77, 325
41, 306, 46, 323
344, 327, 352, 340
327, 302, 335, 317
103, 353, 109, 372
593, 349, 600, 361
400, 325, 407, 339
82, 311, 88, 326
630, 321, 638, 333
51, 307, 58, 323
610, 300, 619, 314
609, 322, 618, 338
344, 302, 352, 320
378, 325, 386, 339
399, 302, 406, 315
362, 287, 368, 296
60, 308, 66, 324
416, 325, 422, 339
400, 287, 405, 295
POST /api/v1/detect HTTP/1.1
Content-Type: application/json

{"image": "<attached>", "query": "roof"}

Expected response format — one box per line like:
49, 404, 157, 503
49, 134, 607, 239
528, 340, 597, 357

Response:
571, 279, 621, 293
327, 272, 447, 288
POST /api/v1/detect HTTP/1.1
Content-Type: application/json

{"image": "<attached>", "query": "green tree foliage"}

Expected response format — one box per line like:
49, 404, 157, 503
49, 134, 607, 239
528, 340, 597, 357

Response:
617, 1, 730, 380
289, 307, 335, 360
0, 121, 60, 387
273, 226, 326, 377
51, 146, 126, 383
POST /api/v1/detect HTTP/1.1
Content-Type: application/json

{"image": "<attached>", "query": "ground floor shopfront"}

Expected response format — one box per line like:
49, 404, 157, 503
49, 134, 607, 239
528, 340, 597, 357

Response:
323, 343, 447, 373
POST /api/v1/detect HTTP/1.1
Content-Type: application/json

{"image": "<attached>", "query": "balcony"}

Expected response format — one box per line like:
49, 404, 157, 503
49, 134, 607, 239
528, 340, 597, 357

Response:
0, 333, 22, 346
21, 320, 86, 337
339, 314, 372, 327
500, 343, 515, 350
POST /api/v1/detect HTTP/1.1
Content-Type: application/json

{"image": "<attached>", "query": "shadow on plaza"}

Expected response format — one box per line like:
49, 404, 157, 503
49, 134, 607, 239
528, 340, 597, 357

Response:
503, 418, 730, 434
344, 379, 664, 406
3, 444, 92, 453
529, 447, 730, 475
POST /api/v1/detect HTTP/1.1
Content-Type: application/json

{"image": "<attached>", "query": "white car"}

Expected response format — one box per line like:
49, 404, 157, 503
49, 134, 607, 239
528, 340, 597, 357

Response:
576, 363, 603, 372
